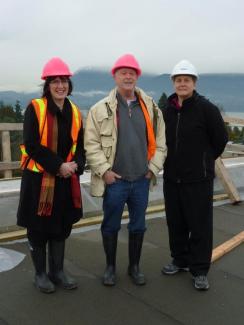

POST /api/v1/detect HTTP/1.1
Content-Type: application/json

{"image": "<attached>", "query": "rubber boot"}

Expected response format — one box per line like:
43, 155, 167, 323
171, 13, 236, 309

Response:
48, 240, 77, 290
128, 232, 146, 285
102, 233, 118, 286
29, 242, 55, 293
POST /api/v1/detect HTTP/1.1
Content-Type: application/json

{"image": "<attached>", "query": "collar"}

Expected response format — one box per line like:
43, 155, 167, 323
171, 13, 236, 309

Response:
46, 96, 71, 116
106, 87, 151, 111
168, 90, 198, 109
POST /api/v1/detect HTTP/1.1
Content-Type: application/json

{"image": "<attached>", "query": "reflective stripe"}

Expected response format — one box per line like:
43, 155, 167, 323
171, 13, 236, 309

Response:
32, 98, 48, 146
138, 97, 156, 161
32, 163, 40, 173
20, 144, 28, 156
71, 143, 77, 154
20, 98, 82, 171
69, 100, 81, 143
20, 144, 29, 168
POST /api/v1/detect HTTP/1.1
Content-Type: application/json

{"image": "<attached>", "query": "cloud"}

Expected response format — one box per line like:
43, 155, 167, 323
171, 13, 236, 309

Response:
1, 0, 244, 91
73, 90, 108, 97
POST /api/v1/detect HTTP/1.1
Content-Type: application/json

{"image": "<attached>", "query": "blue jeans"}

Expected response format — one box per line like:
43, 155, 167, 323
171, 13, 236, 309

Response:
101, 177, 150, 235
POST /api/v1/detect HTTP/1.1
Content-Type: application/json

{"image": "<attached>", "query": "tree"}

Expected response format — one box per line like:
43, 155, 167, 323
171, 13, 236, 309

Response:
0, 100, 24, 123
14, 100, 23, 122
0, 101, 17, 122
158, 92, 168, 111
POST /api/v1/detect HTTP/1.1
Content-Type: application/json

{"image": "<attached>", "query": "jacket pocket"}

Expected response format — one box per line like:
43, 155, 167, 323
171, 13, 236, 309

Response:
101, 136, 113, 158
100, 117, 114, 136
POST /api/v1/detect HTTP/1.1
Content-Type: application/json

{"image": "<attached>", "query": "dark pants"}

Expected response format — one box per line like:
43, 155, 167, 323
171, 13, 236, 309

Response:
163, 179, 213, 276
101, 177, 150, 235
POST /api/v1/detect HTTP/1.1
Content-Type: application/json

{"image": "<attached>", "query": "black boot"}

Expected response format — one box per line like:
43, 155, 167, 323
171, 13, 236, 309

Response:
128, 232, 146, 285
29, 242, 55, 293
48, 240, 77, 290
102, 233, 118, 286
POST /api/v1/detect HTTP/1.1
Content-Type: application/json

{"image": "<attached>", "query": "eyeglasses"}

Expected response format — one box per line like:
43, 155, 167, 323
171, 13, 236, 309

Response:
50, 78, 69, 86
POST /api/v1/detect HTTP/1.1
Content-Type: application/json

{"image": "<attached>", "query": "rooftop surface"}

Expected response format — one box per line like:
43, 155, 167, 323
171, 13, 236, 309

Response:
0, 202, 244, 325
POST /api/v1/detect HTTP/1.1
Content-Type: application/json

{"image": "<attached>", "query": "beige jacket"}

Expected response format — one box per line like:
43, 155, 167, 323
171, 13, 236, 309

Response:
84, 87, 167, 197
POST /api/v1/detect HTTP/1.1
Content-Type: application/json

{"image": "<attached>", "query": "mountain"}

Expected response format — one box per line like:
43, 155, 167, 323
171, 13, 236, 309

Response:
0, 70, 244, 113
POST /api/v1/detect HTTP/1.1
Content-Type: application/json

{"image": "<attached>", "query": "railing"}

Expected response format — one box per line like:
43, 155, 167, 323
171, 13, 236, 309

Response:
0, 117, 244, 203
0, 123, 23, 178
223, 116, 244, 157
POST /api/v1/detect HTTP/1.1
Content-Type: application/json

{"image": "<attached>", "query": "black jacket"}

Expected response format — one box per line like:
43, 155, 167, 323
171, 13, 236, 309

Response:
17, 96, 86, 232
163, 91, 228, 183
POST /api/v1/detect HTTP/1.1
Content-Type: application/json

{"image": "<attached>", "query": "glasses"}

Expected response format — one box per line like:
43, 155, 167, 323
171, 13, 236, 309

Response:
50, 78, 69, 86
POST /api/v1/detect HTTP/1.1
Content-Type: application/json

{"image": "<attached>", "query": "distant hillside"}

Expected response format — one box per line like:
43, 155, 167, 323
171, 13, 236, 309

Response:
0, 70, 244, 112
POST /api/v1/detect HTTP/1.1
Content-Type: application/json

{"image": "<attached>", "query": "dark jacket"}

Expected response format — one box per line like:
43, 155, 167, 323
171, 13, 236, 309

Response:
163, 91, 228, 183
17, 96, 86, 233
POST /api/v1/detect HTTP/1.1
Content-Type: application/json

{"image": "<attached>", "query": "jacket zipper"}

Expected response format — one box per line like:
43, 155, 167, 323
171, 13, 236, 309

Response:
175, 112, 180, 153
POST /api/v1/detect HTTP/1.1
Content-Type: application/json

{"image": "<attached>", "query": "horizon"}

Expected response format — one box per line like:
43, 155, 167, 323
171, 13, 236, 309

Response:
1, 69, 244, 93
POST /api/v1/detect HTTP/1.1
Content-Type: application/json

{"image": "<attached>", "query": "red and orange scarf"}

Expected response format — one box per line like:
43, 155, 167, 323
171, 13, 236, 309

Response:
37, 109, 82, 216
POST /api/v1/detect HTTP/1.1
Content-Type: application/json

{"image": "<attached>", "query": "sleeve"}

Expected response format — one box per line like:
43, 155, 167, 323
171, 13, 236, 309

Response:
73, 124, 86, 175
205, 102, 228, 159
23, 103, 63, 174
84, 107, 111, 177
148, 101, 167, 176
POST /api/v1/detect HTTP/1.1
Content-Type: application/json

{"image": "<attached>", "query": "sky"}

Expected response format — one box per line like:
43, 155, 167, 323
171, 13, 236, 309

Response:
1, 0, 244, 92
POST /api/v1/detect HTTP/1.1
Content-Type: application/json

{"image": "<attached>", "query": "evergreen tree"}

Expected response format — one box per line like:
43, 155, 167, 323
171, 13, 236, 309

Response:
233, 126, 241, 141
14, 100, 23, 122
0, 101, 16, 122
158, 92, 168, 111
0, 100, 23, 122
0, 101, 23, 172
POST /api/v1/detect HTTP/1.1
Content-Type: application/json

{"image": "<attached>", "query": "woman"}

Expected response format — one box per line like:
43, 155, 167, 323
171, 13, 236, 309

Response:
17, 57, 85, 293
162, 60, 228, 290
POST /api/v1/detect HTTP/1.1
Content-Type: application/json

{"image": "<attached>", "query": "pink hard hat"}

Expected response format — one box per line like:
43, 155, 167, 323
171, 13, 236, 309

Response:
111, 54, 142, 76
41, 57, 73, 80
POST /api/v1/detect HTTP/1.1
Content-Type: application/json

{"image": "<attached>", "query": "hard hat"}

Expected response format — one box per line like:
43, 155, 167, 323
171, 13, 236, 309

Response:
41, 57, 73, 80
171, 60, 198, 79
111, 54, 142, 76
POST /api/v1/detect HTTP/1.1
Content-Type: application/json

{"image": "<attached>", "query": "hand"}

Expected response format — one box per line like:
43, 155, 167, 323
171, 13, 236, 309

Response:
58, 161, 78, 178
102, 170, 121, 184
145, 170, 153, 179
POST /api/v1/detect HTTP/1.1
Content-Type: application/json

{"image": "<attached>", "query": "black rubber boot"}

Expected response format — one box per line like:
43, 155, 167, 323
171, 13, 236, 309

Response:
102, 233, 118, 286
48, 240, 77, 290
128, 232, 146, 285
29, 242, 55, 294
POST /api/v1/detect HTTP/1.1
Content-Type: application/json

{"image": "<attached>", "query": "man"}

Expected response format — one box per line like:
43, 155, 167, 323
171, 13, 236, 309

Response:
162, 60, 228, 290
85, 54, 167, 286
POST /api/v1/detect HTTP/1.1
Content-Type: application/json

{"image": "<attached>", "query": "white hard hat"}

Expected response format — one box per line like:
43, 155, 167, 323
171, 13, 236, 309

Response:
171, 60, 198, 79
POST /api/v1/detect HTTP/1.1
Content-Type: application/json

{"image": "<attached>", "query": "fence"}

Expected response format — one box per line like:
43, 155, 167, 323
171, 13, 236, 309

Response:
0, 123, 23, 178
0, 116, 244, 203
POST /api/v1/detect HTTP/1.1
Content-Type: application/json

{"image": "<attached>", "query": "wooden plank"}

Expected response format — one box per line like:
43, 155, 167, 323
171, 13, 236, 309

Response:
223, 116, 244, 126
0, 123, 23, 131
213, 193, 229, 201
1, 131, 12, 178
0, 196, 227, 242
225, 151, 244, 157
226, 143, 244, 152
0, 229, 27, 242
72, 204, 165, 229
212, 231, 244, 262
215, 158, 241, 204
0, 161, 20, 171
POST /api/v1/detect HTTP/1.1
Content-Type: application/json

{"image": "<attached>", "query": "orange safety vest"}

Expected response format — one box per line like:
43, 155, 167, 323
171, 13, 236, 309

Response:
20, 98, 82, 173
138, 97, 156, 161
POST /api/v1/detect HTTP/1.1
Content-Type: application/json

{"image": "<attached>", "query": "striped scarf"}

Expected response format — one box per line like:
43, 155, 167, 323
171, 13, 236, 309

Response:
37, 109, 58, 216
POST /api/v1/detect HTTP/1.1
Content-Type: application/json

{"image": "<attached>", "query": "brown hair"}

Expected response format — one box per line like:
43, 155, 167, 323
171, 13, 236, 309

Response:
42, 76, 73, 98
